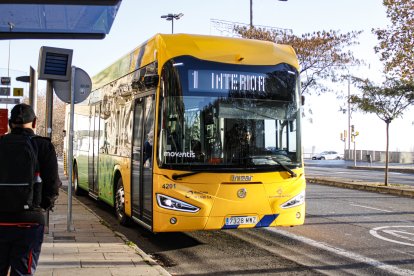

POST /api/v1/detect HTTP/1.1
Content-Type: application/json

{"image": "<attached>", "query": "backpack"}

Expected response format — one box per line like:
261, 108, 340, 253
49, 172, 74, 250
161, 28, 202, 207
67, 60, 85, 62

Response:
0, 133, 42, 212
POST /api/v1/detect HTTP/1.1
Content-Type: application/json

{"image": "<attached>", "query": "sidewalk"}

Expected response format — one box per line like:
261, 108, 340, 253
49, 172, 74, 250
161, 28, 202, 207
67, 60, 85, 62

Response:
347, 164, 414, 174
307, 176, 414, 198
36, 189, 171, 276
307, 164, 414, 198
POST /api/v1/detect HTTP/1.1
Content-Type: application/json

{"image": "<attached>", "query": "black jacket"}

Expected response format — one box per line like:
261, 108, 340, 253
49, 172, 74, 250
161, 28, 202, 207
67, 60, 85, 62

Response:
0, 128, 61, 225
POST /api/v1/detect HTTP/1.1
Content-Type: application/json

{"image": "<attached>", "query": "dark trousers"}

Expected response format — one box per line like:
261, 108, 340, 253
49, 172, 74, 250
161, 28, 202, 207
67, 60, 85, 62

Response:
0, 224, 44, 276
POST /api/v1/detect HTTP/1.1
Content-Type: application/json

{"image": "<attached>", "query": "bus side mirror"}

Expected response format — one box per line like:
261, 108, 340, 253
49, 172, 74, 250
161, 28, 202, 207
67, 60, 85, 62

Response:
301, 95, 305, 106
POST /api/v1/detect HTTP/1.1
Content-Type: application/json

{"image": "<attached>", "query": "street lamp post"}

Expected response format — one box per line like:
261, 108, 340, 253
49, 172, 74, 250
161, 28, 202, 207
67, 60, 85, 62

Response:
161, 13, 184, 34
249, 0, 287, 28
338, 66, 353, 158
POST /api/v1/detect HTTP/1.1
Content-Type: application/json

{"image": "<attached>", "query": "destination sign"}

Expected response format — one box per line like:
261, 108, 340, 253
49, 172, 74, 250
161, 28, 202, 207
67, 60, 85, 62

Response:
189, 70, 266, 93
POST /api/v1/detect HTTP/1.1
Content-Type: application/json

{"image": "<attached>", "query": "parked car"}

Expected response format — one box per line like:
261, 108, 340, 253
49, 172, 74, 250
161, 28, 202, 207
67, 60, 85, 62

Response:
312, 151, 343, 160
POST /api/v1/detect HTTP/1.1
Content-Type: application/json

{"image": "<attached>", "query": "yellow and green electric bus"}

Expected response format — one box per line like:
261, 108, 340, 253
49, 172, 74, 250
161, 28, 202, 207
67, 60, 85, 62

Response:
65, 33, 306, 232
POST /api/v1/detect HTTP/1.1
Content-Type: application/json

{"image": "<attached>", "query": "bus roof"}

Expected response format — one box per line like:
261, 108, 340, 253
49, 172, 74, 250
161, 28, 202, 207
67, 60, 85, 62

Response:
92, 33, 299, 90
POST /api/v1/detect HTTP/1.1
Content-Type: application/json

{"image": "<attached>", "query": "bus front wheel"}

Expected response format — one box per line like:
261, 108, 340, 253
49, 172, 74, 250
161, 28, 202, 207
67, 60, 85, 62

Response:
115, 177, 130, 226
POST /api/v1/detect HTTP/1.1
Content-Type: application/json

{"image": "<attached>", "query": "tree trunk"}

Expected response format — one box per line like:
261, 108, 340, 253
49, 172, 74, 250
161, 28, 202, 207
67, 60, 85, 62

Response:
384, 121, 390, 186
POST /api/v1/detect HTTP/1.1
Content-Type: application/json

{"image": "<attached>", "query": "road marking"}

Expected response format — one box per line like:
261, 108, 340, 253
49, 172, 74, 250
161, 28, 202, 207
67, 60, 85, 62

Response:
392, 249, 414, 258
268, 228, 414, 276
350, 204, 412, 223
350, 204, 392, 213
370, 226, 414, 247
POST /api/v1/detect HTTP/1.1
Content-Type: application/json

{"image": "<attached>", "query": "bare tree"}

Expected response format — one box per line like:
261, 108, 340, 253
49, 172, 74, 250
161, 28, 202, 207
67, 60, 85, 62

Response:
234, 26, 362, 96
373, 0, 414, 81
350, 78, 414, 185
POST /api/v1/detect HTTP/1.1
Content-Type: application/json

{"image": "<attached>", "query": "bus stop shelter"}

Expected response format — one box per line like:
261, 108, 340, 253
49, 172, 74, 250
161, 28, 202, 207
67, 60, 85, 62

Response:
0, 0, 122, 232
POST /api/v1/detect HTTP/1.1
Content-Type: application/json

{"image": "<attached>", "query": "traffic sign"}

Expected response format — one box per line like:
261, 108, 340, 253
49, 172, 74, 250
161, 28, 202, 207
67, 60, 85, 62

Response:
0, 87, 10, 96
0, 98, 20, 104
53, 67, 91, 104
1, 77, 11, 85
13, 88, 24, 97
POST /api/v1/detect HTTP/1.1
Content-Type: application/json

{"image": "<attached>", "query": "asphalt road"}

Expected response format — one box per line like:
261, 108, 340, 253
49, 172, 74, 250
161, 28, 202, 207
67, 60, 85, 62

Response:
70, 171, 414, 275
75, 195, 323, 275
60, 158, 414, 275
283, 183, 414, 275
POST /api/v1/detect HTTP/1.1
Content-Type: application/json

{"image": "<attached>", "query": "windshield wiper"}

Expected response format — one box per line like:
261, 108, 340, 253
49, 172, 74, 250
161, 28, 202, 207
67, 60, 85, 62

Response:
272, 159, 297, 178
172, 171, 201, 180
171, 161, 297, 179
171, 167, 249, 180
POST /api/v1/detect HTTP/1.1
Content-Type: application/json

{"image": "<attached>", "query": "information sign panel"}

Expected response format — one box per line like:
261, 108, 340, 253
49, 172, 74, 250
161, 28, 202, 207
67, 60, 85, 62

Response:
0, 98, 20, 104
13, 88, 24, 97
38, 47, 73, 81
0, 87, 10, 96
1, 77, 11, 85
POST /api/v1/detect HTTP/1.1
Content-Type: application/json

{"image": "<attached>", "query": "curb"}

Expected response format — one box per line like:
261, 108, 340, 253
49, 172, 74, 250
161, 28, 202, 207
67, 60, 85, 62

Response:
113, 230, 172, 276
307, 177, 414, 198
347, 166, 414, 174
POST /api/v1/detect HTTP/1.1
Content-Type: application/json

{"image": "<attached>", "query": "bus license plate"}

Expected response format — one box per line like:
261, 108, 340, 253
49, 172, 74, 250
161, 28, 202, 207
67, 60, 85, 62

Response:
225, 216, 258, 226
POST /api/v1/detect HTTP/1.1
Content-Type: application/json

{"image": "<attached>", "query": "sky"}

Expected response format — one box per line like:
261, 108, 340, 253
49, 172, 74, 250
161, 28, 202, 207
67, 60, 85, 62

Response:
0, 0, 413, 154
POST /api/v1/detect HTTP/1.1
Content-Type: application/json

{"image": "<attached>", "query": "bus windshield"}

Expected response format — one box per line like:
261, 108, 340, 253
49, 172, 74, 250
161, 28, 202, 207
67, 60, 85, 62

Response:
158, 56, 302, 171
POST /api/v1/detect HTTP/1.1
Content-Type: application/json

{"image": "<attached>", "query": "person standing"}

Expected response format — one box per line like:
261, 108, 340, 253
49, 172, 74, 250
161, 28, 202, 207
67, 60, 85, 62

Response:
0, 103, 61, 275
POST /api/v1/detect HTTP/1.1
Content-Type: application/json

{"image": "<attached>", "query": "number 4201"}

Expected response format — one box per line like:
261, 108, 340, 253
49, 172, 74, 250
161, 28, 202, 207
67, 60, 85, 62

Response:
162, 183, 176, 189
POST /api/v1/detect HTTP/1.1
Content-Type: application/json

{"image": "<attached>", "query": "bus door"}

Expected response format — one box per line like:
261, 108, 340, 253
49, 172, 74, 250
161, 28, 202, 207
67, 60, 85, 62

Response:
88, 104, 100, 195
131, 95, 155, 226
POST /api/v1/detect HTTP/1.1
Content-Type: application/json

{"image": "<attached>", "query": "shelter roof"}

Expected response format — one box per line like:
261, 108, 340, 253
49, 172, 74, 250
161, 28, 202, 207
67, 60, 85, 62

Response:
0, 0, 121, 39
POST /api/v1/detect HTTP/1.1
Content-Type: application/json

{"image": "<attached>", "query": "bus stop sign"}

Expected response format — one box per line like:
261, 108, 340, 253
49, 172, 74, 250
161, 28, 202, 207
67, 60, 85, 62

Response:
53, 67, 91, 104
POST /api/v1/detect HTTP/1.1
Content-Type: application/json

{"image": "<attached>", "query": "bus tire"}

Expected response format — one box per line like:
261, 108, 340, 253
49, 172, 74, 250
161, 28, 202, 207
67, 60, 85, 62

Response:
115, 177, 130, 226
73, 163, 87, 196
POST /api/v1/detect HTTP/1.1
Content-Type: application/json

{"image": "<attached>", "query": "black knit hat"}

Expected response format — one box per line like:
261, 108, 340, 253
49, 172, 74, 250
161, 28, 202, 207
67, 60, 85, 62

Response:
9, 103, 36, 124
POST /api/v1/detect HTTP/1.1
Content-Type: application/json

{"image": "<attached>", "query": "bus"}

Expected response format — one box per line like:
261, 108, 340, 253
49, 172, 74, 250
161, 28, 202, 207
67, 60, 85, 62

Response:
65, 33, 306, 232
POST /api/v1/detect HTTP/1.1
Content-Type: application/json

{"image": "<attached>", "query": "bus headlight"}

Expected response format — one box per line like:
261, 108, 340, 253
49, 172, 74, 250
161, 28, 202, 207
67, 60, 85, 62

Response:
280, 191, 305, 209
156, 194, 200, 213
